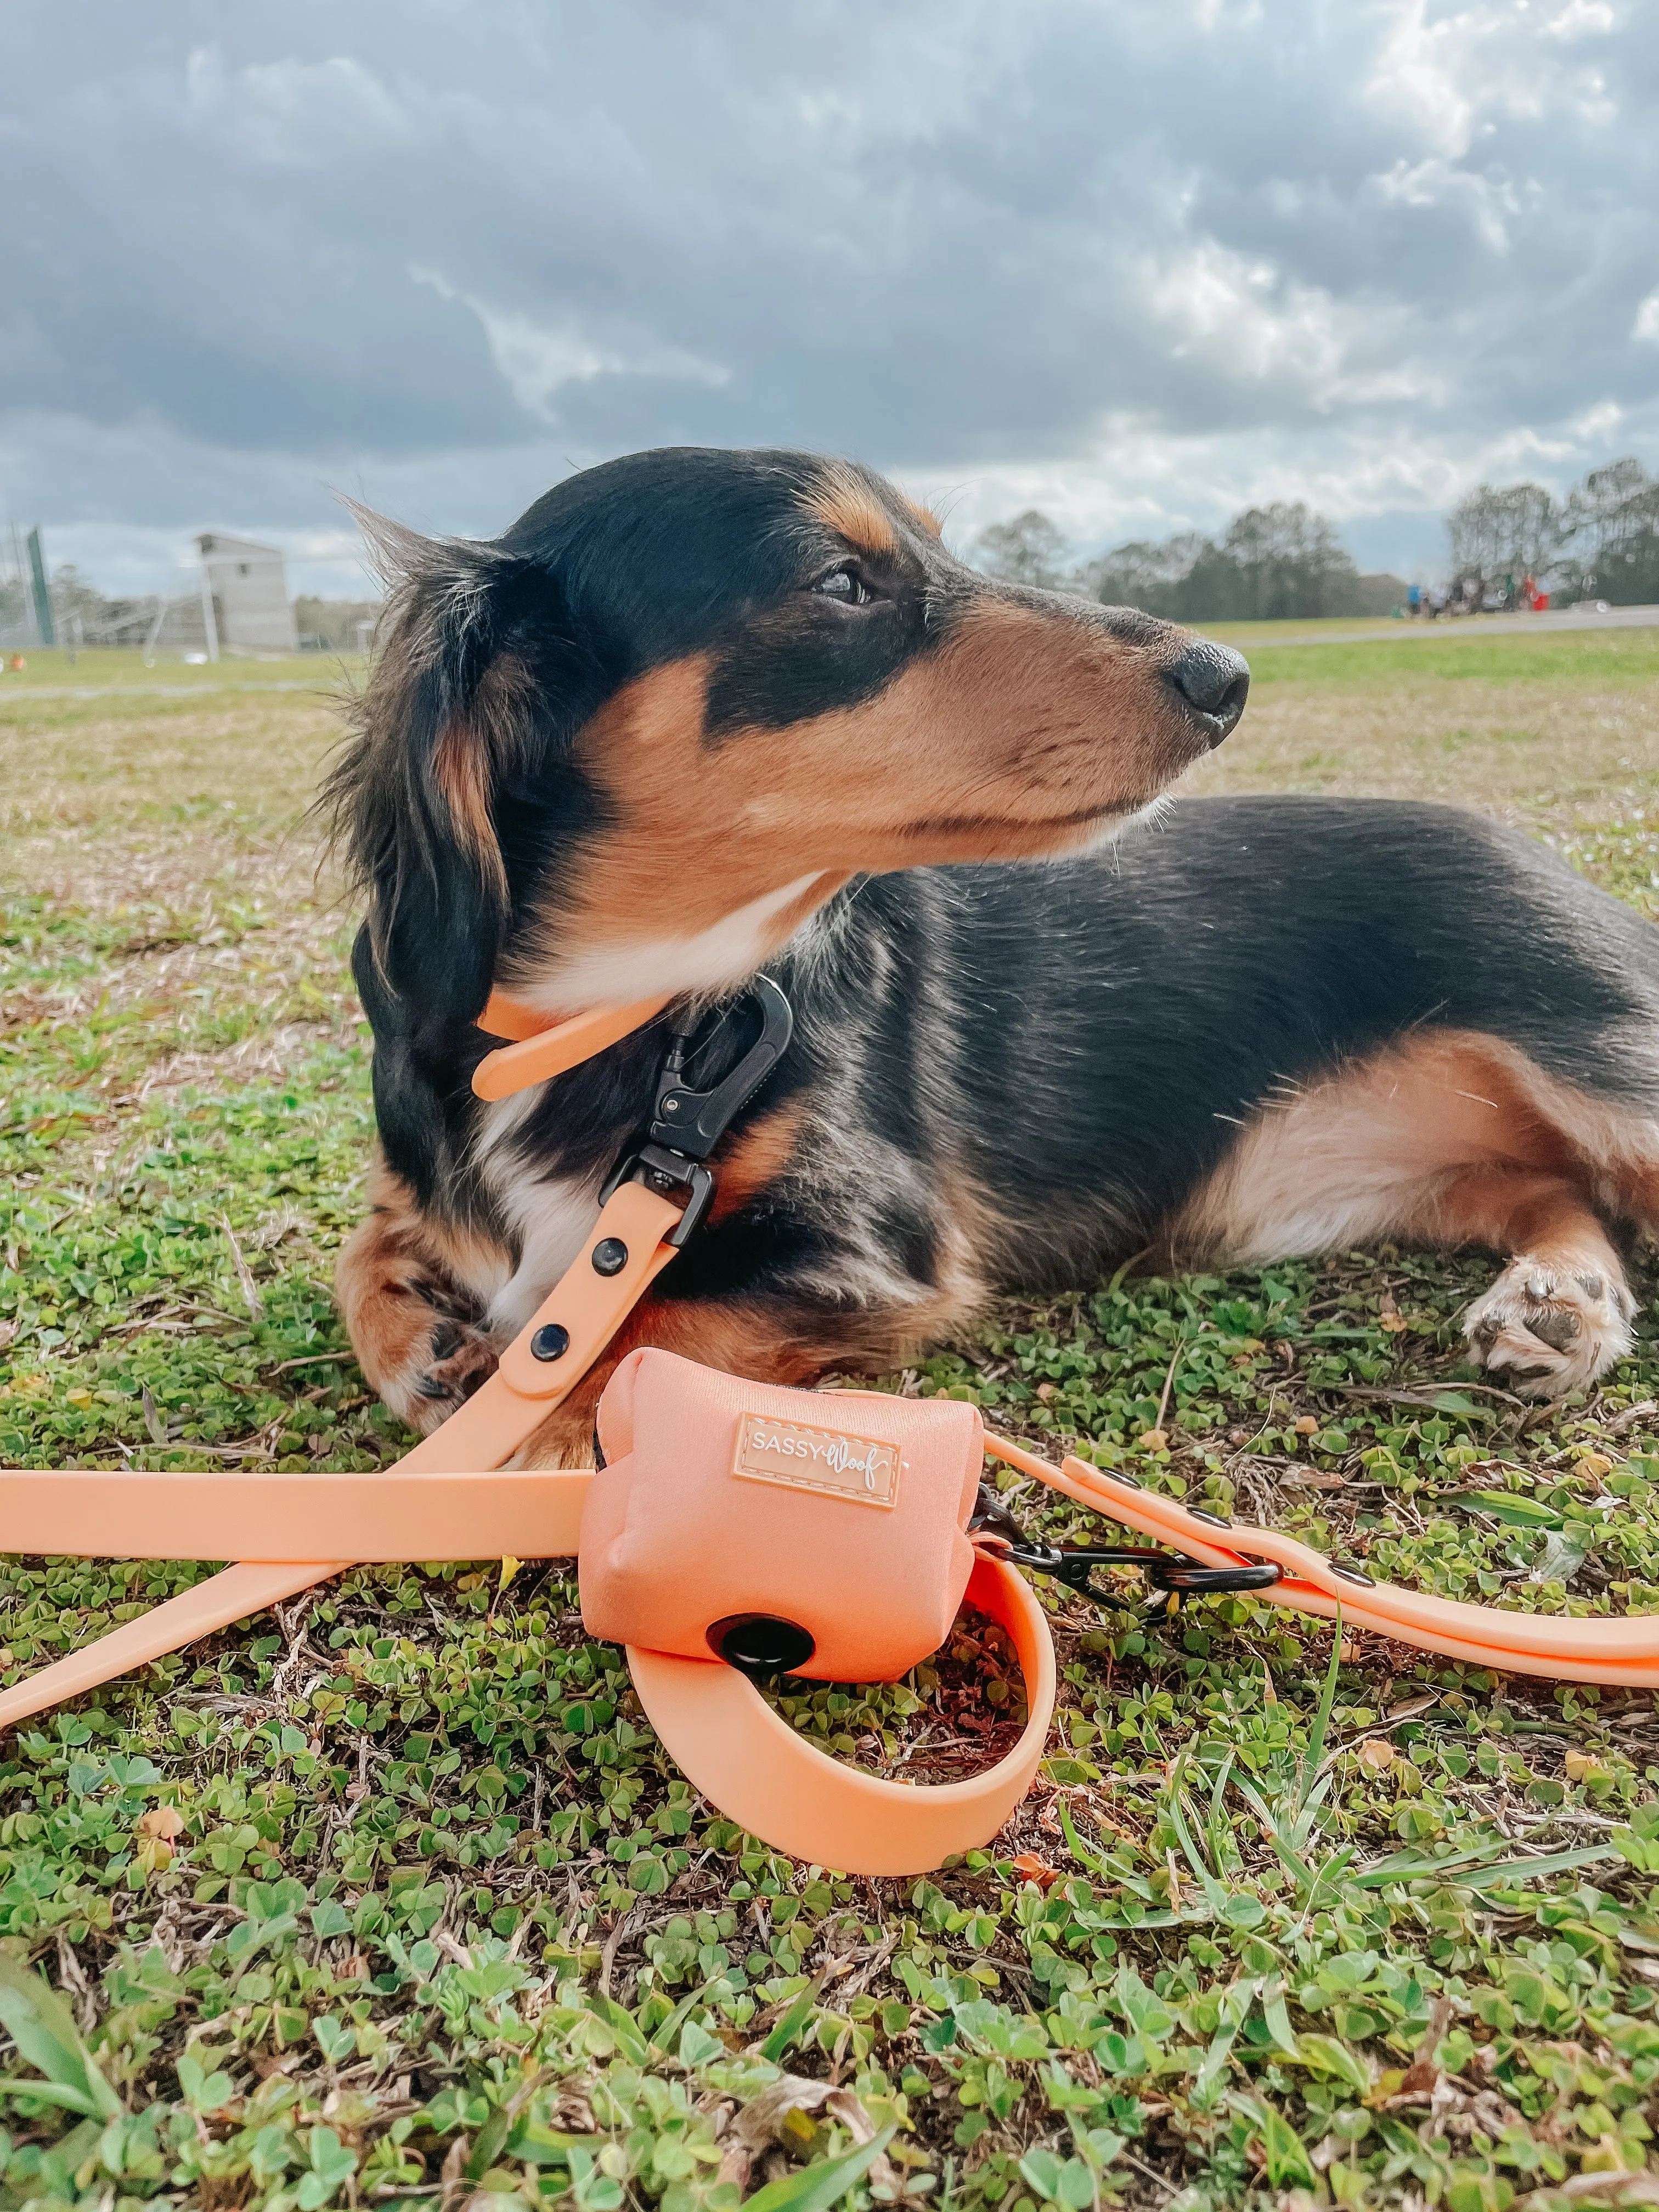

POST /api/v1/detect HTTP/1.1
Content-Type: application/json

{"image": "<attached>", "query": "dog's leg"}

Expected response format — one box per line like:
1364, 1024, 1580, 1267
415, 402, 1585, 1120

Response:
1178, 1030, 1645, 1398
336, 1159, 505, 1434
1440, 1166, 1635, 1395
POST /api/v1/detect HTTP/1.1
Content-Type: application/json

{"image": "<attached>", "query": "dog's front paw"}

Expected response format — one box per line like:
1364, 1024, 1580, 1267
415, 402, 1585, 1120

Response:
405, 1314, 500, 1431
341, 1263, 500, 1436
1463, 1255, 1635, 1397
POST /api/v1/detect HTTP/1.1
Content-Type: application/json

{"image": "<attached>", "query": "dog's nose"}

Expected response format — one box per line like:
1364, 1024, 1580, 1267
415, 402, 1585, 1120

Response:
1165, 638, 1250, 744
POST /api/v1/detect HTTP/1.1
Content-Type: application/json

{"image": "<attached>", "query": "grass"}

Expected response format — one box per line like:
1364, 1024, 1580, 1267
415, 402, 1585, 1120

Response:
4, 633, 1659, 2211
1223, 630, 1659, 693
1, 650, 362, 692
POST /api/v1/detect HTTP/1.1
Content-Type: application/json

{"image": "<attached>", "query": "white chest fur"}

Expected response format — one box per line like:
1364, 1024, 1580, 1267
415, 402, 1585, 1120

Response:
510, 872, 823, 1017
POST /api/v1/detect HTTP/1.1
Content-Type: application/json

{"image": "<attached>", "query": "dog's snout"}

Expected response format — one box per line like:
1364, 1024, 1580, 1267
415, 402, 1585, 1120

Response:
1165, 638, 1250, 744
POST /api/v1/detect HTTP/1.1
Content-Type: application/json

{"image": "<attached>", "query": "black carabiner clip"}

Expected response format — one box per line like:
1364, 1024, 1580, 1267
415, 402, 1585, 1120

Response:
969, 1481, 1281, 1614
601, 975, 794, 1246
648, 974, 793, 1160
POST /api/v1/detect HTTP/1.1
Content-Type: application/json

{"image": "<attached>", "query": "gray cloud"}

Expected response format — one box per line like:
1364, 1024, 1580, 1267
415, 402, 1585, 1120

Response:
4, 0, 1656, 594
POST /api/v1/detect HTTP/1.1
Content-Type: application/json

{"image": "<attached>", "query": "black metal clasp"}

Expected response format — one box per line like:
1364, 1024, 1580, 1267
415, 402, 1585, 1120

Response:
648, 974, 793, 1160
969, 1481, 1281, 1616
600, 975, 794, 1248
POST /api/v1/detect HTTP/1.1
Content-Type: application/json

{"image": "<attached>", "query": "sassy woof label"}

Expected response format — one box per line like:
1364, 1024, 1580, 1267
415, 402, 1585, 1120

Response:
732, 1412, 901, 1508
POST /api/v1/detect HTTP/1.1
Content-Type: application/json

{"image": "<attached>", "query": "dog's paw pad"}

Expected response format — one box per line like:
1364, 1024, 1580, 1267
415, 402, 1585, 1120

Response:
1463, 1256, 1635, 1397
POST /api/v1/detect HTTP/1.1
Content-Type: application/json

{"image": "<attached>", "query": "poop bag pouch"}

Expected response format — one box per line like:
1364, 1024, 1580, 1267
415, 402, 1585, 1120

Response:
580, 1348, 986, 1681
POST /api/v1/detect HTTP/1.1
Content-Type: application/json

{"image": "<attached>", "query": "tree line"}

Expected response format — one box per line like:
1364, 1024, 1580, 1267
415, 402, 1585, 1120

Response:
976, 453, 1659, 622
973, 502, 1398, 622
1447, 458, 1659, 605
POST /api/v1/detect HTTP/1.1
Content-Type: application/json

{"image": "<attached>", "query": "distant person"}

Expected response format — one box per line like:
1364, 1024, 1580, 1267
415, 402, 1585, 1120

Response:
1407, 582, 1422, 617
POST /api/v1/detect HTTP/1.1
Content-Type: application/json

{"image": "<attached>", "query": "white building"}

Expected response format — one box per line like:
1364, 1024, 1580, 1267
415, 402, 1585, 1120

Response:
196, 534, 298, 655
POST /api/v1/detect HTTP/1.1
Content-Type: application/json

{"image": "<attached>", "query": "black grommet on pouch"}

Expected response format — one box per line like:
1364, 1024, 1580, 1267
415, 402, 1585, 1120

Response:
709, 1613, 817, 1679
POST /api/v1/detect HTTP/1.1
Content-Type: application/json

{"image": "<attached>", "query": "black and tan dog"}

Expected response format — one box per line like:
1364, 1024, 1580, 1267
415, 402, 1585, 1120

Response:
329, 446, 1656, 1464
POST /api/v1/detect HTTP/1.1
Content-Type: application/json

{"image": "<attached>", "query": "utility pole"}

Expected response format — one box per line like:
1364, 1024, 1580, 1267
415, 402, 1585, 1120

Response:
26, 528, 55, 647
197, 551, 220, 663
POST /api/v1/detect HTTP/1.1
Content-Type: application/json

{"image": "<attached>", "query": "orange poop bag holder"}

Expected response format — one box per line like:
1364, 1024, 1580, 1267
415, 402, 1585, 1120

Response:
4, 983, 1659, 1878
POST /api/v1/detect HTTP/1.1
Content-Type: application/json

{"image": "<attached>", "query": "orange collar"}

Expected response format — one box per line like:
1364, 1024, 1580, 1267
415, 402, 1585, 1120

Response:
472, 989, 673, 1102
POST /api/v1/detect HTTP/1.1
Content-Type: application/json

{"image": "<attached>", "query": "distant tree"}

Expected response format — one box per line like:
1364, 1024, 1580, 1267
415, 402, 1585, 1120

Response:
1445, 482, 1562, 590
1083, 533, 1213, 619
1561, 458, 1659, 604
1221, 502, 1364, 620
48, 564, 151, 647
1080, 503, 1362, 623
971, 510, 1071, 590
1356, 572, 1408, 616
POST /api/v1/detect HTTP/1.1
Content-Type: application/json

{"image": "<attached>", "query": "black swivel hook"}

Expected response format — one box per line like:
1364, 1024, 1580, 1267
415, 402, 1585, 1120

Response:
601, 975, 794, 1246
968, 1481, 1281, 1617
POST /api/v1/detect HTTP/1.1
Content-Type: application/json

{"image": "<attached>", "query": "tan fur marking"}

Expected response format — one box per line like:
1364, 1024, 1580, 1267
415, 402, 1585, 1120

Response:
1178, 1030, 1659, 1396
901, 493, 944, 539
432, 721, 501, 891
429, 654, 535, 903
520, 594, 1198, 994
1179, 1031, 1659, 1263
707, 1102, 808, 1222
803, 461, 899, 555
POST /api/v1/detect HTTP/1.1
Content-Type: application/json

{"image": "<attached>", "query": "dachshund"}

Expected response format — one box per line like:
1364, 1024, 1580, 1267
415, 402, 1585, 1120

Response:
329, 445, 1656, 1465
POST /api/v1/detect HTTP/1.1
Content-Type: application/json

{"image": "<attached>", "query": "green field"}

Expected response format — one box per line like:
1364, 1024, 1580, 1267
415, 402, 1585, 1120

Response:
3, 631, 1659, 2211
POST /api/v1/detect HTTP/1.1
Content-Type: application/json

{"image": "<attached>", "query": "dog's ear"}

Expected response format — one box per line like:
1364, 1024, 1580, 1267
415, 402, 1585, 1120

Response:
323, 509, 594, 1066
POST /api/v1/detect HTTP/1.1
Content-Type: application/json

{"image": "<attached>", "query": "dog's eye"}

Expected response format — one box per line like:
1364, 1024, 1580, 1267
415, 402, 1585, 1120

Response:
812, 566, 872, 605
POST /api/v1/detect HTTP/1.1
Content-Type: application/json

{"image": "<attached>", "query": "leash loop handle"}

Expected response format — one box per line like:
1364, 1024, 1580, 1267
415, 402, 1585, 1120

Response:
627, 1553, 1056, 1878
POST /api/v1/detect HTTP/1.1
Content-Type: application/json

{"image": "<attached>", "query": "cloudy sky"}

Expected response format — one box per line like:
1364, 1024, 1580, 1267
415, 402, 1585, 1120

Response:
5, 1, 1658, 597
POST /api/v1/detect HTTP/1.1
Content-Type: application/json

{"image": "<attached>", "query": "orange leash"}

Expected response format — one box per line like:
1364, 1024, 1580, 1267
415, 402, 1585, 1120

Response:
987, 1435, 1659, 1689
0, 1176, 679, 1733
4, 977, 1658, 1875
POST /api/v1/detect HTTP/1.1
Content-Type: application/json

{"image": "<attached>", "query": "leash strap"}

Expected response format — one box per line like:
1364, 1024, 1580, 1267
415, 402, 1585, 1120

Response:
0, 1180, 680, 1731
989, 1435, 1659, 1688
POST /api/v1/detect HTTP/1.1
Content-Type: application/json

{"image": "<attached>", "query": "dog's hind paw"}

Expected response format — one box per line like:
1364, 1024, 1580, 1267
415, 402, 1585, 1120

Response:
1463, 1255, 1635, 1397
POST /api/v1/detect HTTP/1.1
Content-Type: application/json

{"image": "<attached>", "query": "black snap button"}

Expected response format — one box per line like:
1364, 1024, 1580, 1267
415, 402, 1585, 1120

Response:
1331, 1562, 1375, 1587
1189, 1508, 1233, 1529
591, 1237, 629, 1277
531, 1323, 571, 1363
709, 1613, 816, 1679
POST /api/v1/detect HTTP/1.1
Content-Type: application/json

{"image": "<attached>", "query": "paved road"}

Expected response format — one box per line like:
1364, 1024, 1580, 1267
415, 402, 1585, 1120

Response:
1245, 603, 1659, 648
